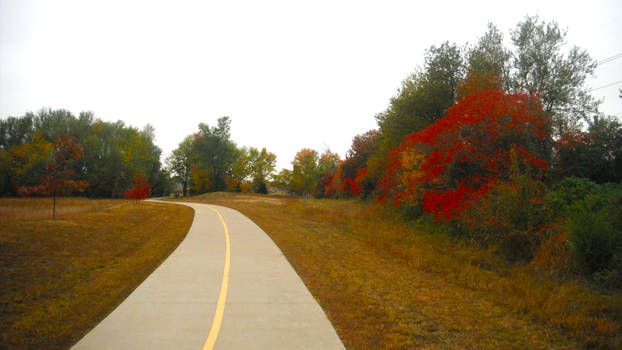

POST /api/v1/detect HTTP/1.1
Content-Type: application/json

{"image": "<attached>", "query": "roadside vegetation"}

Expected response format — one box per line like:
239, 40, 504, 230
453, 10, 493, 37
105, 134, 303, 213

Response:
0, 198, 194, 349
266, 16, 622, 292
183, 192, 621, 349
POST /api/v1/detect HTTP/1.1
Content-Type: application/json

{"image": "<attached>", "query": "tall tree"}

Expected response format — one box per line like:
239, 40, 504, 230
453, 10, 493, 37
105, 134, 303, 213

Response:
228, 147, 251, 192
166, 136, 194, 196
342, 130, 381, 179
0, 115, 34, 150
289, 148, 319, 196
314, 150, 341, 198
510, 15, 598, 131
191, 117, 237, 192
33, 109, 78, 142
465, 23, 511, 94
467, 24, 511, 80
377, 42, 465, 150
248, 147, 277, 193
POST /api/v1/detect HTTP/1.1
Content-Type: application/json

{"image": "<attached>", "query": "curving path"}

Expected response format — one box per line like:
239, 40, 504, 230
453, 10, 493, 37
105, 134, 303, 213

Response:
71, 201, 344, 349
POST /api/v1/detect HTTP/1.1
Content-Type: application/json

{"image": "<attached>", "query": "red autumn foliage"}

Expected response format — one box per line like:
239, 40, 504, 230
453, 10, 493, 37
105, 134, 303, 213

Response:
342, 178, 360, 195
320, 173, 335, 197
125, 173, 152, 202
342, 167, 368, 196
380, 89, 551, 221
18, 134, 89, 220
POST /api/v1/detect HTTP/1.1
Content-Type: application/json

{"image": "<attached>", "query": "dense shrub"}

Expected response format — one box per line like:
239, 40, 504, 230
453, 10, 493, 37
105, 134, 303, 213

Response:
544, 177, 601, 217
563, 183, 622, 285
458, 170, 550, 262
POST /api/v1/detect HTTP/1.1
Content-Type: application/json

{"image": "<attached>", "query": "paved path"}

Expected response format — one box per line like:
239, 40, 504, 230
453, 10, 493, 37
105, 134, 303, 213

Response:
71, 202, 344, 349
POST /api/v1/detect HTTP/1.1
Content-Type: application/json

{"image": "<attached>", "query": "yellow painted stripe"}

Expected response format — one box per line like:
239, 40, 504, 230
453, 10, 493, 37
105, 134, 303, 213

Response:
203, 206, 231, 350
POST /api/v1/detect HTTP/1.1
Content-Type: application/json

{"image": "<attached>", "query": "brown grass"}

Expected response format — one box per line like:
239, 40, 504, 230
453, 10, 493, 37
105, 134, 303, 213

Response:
0, 197, 194, 349
0, 197, 123, 221
179, 193, 621, 349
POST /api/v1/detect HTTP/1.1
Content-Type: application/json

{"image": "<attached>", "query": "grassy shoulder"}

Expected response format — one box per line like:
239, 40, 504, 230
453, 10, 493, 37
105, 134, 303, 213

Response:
0, 197, 194, 349
179, 192, 621, 349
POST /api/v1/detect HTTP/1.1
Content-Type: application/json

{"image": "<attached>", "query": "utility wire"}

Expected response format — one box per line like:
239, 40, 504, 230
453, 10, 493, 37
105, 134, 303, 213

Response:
596, 52, 622, 66
589, 80, 622, 92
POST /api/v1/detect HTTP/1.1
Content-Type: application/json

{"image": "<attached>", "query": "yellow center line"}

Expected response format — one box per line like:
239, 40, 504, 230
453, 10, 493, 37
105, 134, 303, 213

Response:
203, 206, 231, 350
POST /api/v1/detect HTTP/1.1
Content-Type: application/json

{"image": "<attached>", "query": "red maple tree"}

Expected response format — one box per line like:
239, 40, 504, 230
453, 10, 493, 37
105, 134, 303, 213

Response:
125, 173, 152, 202
18, 135, 89, 220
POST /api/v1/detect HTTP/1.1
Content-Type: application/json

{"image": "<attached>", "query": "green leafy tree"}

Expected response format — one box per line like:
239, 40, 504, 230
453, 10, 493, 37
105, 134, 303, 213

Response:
248, 147, 277, 193
465, 23, 511, 92
82, 120, 126, 196
376, 42, 465, 152
271, 168, 292, 193
317, 150, 340, 176
314, 150, 341, 198
3, 131, 53, 195
510, 15, 598, 131
0, 114, 34, 150
372, 42, 466, 186
82, 121, 162, 197
166, 136, 194, 196
229, 146, 251, 192
289, 148, 319, 196
191, 117, 237, 192
33, 109, 85, 143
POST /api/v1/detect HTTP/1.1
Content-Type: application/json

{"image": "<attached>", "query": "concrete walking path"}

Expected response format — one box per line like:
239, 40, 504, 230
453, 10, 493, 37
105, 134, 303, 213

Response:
71, 201, 344, 349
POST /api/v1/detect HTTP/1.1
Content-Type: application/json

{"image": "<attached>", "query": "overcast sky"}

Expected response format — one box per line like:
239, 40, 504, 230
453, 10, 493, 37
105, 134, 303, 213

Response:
1, 0, 621, 170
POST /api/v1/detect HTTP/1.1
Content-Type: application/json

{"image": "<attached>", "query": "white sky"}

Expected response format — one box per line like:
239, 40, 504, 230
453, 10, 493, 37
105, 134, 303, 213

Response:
1, 0, 621, 170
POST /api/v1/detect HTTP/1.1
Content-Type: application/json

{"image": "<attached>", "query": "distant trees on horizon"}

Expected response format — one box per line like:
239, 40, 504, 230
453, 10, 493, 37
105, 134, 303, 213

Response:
166, 116, 277, 196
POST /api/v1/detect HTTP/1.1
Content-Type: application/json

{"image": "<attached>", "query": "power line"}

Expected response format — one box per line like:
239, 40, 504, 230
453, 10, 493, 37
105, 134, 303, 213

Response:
596, 52, 622, 66
589, 80, 622, 92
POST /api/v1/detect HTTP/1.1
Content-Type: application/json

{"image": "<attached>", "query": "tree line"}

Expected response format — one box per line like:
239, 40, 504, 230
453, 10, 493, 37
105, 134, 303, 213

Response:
0, 109, 167, 197
272, 16, 622, 287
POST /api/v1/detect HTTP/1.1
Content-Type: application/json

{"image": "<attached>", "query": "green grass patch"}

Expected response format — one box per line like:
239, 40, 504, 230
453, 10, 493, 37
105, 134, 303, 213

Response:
0, 197, 194, 349
178, 192, 621, 349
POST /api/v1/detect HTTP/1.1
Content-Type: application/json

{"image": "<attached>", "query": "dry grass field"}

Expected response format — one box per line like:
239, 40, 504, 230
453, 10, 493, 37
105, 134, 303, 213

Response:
0, 197, 124, 221
180, 193, 621, 349
0, 197, 194, 349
